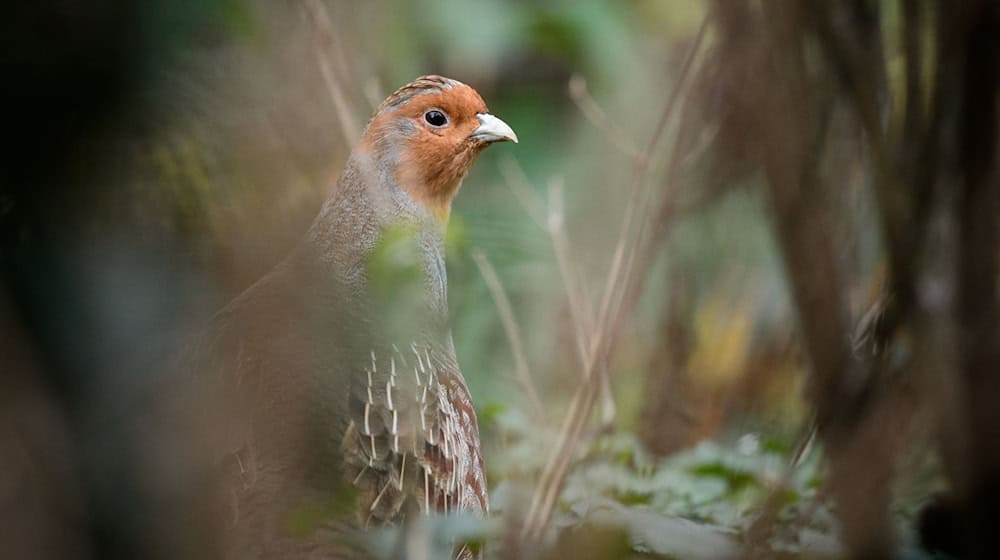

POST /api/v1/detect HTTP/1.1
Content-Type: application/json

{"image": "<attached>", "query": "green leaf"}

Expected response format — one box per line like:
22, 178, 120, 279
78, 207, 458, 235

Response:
689, 461, 760, 495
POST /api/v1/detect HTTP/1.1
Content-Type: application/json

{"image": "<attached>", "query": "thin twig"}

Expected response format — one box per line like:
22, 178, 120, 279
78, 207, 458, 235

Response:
497, 156, 546, 229
518, 16, 710, 548
568, 74, 643, 160
302, 0, 360, 146
547, 177, 593, 375
741, 421, 818, 559
498, 161, 592, 371
597, 16, 709, 338
471, 250, 546, 421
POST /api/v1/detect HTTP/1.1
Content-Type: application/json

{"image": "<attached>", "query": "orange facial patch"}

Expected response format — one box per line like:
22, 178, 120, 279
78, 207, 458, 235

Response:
361, 80, 492, 221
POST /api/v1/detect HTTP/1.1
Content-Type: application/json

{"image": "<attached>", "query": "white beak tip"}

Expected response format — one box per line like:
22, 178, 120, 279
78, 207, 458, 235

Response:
473, 113, 518, 144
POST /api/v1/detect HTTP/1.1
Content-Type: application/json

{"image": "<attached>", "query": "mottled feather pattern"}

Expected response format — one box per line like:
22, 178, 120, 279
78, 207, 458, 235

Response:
342, 342, 488, 527
374, 75, 468, 116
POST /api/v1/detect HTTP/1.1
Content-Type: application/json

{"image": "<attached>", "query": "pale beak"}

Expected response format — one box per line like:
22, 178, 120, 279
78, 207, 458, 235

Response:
471, 113, 518, 144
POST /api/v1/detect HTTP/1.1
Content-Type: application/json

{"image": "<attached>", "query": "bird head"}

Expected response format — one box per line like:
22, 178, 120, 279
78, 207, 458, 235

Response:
359, 76, 517, 221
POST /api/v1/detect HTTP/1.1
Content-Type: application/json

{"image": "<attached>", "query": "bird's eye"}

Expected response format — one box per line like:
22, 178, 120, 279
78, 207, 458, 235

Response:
424, 110, 448, 127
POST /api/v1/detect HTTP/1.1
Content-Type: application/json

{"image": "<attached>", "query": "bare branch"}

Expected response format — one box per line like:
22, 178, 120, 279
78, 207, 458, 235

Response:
546, 177, 594, 374
517, 15, 710, 549
471, 250, 546, 421
302, 0, 360, 147
497, 156, 546, 229
568, 74, 643, 160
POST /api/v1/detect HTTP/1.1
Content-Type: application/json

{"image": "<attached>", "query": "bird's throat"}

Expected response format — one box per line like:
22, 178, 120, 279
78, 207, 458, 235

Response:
396, 169, 458, 223
395, 145, 482, 224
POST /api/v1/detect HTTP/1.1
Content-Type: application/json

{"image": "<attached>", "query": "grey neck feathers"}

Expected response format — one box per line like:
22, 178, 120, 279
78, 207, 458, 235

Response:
303, 150, 451, 332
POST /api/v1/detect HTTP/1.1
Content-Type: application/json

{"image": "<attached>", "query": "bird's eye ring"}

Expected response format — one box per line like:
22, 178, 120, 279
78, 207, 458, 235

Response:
424, 110, 448, 127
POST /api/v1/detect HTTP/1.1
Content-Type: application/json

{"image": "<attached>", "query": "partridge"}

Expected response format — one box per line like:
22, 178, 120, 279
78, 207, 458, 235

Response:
190, 75, 517, 559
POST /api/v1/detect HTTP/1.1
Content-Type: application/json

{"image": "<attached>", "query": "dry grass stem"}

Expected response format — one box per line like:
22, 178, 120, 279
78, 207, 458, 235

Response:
516, 16, 710, 550
497, 156, 547, 229
303, 0, 360, 147
471, 250, 546, 421
568, 74, 643, 160
546, 177, 594, 374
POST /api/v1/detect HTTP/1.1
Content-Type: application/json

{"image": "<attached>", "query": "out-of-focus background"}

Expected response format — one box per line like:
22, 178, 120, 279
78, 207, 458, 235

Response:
2, 1, 998, 558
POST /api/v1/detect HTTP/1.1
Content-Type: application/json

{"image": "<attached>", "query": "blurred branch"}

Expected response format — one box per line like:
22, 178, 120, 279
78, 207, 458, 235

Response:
363, 77, 386, 112
497, 161, 594, 375
546, 177, 595, 374
471, 250, 546, 421
517, 16, 710, 550
497, 156, 546, 229
812, 2, 911, 322
900, 0, 923, 140
800, 1, 1000, 556
302, 0, 360, 147
597, 16, 709, 353
952, 3, 1000, 552
737, 1, 902, 555
568, 74, 643, 161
